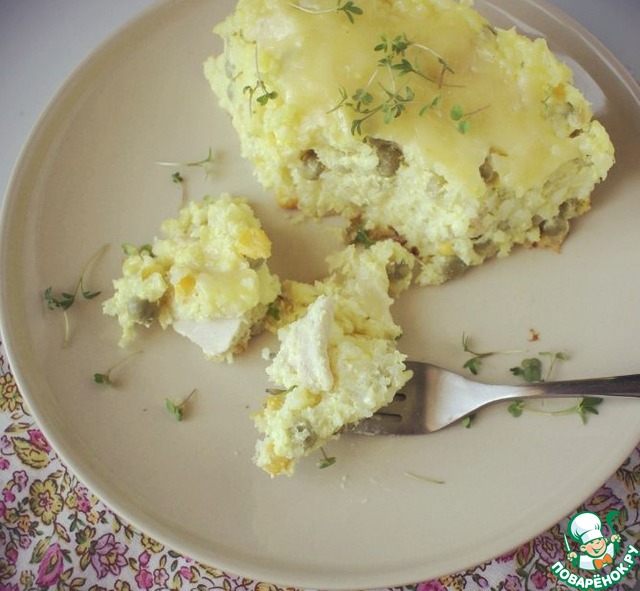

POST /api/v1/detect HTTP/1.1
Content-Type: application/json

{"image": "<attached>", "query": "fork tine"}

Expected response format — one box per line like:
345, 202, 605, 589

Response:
349, 358, 640, 436
348, 362, 428, 435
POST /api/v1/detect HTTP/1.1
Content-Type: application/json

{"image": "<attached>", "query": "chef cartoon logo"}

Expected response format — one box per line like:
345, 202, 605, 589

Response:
564, 511, 620, 571
549, 509, 640, 589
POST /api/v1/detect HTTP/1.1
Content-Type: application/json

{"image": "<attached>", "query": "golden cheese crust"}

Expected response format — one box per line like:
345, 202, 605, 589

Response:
205, 0, 614, 285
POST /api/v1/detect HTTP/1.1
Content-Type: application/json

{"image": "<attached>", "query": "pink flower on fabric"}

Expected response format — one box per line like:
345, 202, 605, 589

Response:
12, 470, 28, 490
76, 490, 92, 513
533, 532, 563, 564
5, 545, 18, 564
179, 566, 198, 583
36, 543, 64, 587
495, 548, 517, 563
135, 568, 154, 590
90, 533, 128, 578
0, 584, 20, 591
417, 580, 448, 591
531, 569, 549, 590
0, 458, 9, 470
584, 487, 622, 517
0, 435, 12, 453
28, 429, 51, 452
2, 488, 15, 502
18, 534, 31, 549
504, 574, 523, 591
154, 568, 169, 586
138, 551, 151, 567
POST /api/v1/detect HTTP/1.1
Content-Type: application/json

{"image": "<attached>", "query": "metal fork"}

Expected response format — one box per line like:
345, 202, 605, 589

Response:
350, 360, 640, 435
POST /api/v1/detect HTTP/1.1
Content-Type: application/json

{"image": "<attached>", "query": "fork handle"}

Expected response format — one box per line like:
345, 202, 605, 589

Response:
522, 374, 640, 398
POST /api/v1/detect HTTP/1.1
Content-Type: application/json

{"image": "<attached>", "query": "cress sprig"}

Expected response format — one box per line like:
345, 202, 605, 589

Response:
331, 33, 489, 135
44, 244, 109, 346
289, 0, 363, 24
510, 351, 569, 383
93, 351, 141, 386
332, 85, 419, 136
155, 147, 216, 177
375, 33, 455, 87
461, 333, 522, 376
165, 389, 197, 422
243, 46, 278, 114
156, 148, 216, 206
317, 446, 336, 469
460, 333, 601, 426
508, 396, 603, 424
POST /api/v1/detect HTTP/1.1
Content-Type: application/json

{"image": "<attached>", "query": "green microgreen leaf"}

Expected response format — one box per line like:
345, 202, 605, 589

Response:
93, 373, 111, 385
507, 396, 603, 424
463, 357, 483, 376
353, 87, 374, 105
510, 351, 568, 383
317, 446, 336, 469
256, 90, 278, 105
459, 334, 598, 426
461, 333, 517, 375
156, 149, 215, 206
44, 244, 108, 346
577, 397, 603, 424
461, 413, 476, 428
508, 400, 525, 418
510, 357, 543, 383
44, 287, 75, 312
331, 33, 460, 134
165, 389, 197, 422
450, 104, 490, 133
243, 78, 277, 113
289, 1, 363, 23
93, 351, 141, 387
338, 0, 363, 23
419, 94, 441, 117
121, 243, 154, 257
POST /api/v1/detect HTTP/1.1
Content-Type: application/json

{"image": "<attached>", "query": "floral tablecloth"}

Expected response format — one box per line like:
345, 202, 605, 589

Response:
1, 340, 639, 591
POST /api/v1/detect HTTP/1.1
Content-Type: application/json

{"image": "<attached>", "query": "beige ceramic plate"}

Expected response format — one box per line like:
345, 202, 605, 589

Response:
1, 0, 639, 588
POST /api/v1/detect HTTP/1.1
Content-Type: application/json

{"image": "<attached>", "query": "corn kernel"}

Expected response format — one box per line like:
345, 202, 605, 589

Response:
438, 241, 454, 256
237, 227, 271, 259
175, 275, 196, 297
265, 394, 285, 412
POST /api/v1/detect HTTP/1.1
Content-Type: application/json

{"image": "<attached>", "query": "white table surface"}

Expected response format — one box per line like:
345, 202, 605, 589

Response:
0, 0, 639, 211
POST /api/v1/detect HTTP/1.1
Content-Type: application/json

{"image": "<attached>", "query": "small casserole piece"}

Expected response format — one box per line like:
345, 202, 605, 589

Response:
103, 194, 281, 362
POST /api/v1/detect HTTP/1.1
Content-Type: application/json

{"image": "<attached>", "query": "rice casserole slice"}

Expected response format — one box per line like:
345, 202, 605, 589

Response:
204, 0, 615, 285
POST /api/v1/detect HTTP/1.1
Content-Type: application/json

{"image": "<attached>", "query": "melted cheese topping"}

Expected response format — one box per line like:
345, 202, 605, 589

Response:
222, 0, 591, 197
207, 0, 614, 286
